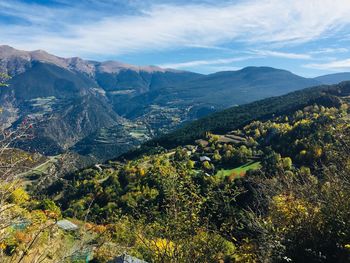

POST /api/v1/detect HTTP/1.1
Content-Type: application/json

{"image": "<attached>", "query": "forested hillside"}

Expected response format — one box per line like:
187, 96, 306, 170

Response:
21, 81, 350, 262
2, 45, 345, 162
3, 0, 350, 261
124, 82, 346, 158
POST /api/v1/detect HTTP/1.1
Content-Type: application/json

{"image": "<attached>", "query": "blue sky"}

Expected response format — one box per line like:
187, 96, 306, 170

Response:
1, 0, 350, 76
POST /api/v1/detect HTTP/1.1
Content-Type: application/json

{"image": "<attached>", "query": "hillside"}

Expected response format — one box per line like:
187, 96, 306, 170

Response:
30, 81, 350, 262
315, 72, 350, 84
4, 0, 350, 261
124, 82, 346, 158
112, 67, 320, 118
0, 62, 123, 155
154, 66, 319, 106
1, 45, 348, 162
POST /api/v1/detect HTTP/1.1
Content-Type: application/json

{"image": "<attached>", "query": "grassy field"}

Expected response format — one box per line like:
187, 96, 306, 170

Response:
215, 161, 261, 179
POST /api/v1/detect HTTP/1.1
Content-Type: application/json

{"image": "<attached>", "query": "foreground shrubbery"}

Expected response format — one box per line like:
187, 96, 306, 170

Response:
4, 72, 350, 261
35, 101, 350, 262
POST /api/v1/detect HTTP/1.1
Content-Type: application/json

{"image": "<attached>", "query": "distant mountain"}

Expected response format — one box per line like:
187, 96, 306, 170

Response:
113, 67, 321, 121
127, 81, 348, 158
51, 80, 350, 263
314, 72, 350, 85
146, 66, 320, 107
0, 45, 331, 161
0, 45, 178, 76
0, 50, 106, 157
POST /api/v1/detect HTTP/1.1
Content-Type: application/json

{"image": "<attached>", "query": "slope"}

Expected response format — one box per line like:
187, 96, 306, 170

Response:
315, 72, 350, 85
126, 82, 347, 156
36, 80, 350, 262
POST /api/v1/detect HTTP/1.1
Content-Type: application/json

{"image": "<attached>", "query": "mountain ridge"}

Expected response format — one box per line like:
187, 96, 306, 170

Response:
1, 45, 350, 162
0, 45, 183, 76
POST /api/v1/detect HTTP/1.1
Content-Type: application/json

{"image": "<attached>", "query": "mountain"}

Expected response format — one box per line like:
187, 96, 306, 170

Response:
125, 81, 347, 158
0, 45, 329, 161
4, 46, 350, 262
314, 72, 350, 84
0, 45, 177, 76
0, 57, 123, 156
37, 81, 350, 262
142, 66, 320, 107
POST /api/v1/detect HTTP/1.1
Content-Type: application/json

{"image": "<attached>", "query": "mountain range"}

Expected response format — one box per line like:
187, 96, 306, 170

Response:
1, 45, 350, 162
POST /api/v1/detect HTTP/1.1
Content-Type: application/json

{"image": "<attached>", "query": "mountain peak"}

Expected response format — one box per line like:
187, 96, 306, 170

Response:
29, 49, 68, 68
0, 45, 30, 59
0, 45, 16, 51
0, 45, 178, 75
97, 60, 181, 74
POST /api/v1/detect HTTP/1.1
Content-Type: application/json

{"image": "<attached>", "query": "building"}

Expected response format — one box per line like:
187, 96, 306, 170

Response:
200, 156, 211, 162
57, 219, 78, 231
108, 254, 148, 263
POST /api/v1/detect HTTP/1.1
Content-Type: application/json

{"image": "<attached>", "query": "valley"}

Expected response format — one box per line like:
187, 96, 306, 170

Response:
2, 45, 350, 165
2, 60, 350, 261
29, 81, 350, 262
2, 1, 350, 262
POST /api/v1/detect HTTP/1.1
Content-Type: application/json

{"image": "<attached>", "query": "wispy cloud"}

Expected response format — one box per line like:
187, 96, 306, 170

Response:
309, 47, 349, 54
304, 58, 350, 71
159, 56, 254, 69
250, 50, 312, 59
159, 49, 311, 70
1, 0, 350, 57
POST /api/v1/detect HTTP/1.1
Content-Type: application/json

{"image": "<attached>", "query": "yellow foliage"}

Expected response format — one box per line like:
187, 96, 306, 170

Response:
314, 147, 323, 158
234, 238, 258, 263
30, 210, 48, 223
138, 168, 146, 177
0, 242, 6, 250
9, 188, 29, 205
253, 128, 261, 138
300, 150, 307, 155
149, 238, 175, 257
93, 224, 107, 234
294, 118, 311, 128
270, 194, 319, 228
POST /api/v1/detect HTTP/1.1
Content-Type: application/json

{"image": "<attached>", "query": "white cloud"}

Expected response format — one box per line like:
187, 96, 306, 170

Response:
250, 50, 312, 59
304, 59, 350, 71
159, 50, 311, 70
159, 56, 254, 69
1, 0, 350, 57
309, 47, 349, 54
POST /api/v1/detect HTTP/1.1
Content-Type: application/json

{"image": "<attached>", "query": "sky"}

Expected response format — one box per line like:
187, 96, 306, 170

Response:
1, 0, 350, 76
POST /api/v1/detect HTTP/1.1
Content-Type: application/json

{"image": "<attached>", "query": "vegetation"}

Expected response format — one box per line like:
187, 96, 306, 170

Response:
0, 73, 113, 262
0, 46, 331, 162
129, 82, 345, 156
33, 81, 350, 262
4, 75, 350, 262
215, 161, 261, 179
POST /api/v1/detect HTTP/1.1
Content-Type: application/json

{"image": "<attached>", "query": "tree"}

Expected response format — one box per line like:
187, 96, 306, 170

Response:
0, 73, 10, 87
0, 72, 103, 262
282, 157, 292, 170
